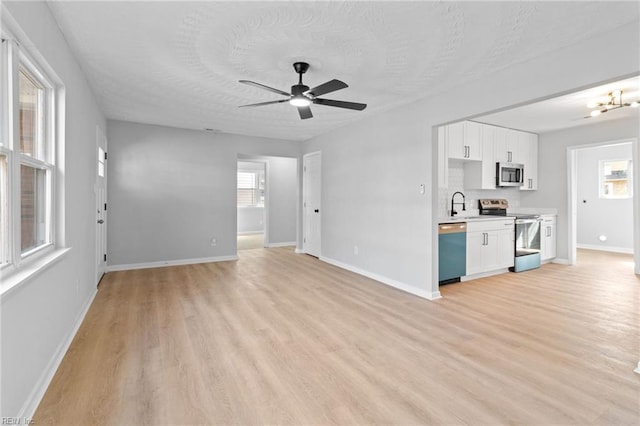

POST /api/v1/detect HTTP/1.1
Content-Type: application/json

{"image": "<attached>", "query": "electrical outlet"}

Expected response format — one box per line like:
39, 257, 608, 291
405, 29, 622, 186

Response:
210, 237, 217, 247
354, 245, 359, 255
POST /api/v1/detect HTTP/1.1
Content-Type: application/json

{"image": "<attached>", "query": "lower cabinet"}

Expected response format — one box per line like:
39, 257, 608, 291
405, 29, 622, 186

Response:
540, 215, 557, 261
466, 219, 515, 276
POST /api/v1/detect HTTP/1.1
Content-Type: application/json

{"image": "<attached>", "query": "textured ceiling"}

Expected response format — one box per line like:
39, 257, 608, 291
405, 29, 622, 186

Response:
46, 1, 639, 141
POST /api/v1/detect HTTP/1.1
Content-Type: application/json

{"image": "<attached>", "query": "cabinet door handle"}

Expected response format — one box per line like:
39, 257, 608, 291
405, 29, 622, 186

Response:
508, 151, 512, 162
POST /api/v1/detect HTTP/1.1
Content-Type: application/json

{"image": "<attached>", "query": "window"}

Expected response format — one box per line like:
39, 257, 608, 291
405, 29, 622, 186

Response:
0, 35, 57, 272
237, 171, 264, 207
600, 159, 633, 199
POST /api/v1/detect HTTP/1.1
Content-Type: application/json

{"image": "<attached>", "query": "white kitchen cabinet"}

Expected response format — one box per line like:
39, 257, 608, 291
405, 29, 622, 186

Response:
464, 124, 496, 189
446, 121, 482, 161
438, 126, 448, 188
520, 131, 538, 191
540, 215, 557, 261
466, 219, 515, 276
494, 127, 523, 164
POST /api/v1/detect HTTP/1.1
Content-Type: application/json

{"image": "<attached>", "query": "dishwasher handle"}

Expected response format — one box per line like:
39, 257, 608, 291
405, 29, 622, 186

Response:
439, 223, 467, 234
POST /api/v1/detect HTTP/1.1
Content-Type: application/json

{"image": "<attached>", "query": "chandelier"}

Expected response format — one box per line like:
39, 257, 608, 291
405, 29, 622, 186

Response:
587, 90, 639, 117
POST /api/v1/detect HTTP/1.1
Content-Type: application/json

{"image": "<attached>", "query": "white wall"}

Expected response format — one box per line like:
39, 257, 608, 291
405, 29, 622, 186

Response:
521, 117, 639, 260
576, 143, 633, 252
302, 20, 639, 300
106, 121, 300, 268
237, 207, 264, 234
1, 1, 107, 418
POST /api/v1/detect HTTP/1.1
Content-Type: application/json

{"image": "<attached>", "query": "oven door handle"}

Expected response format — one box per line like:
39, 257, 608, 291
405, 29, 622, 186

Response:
515, 218, 541, 224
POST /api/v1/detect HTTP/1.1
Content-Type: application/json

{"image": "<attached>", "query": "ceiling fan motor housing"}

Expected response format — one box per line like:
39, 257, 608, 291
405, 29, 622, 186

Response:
291, 84, 309, 97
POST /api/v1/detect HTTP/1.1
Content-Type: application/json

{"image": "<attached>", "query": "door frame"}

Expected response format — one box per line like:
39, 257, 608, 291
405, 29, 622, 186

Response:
566, 137, 638, 273
302, 151, 321, 256
95, 125, 108, 286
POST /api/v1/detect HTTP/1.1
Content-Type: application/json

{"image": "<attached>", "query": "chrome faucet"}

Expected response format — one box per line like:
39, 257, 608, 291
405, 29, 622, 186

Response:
450, 191, 466, 216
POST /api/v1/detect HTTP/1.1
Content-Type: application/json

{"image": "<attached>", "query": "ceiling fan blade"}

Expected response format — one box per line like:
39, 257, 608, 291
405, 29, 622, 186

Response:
313, 98, 367, 111
239, 99, 289, 108
239, 80, 291, 97
297, 106, 313, 120
305, 79, 348, 97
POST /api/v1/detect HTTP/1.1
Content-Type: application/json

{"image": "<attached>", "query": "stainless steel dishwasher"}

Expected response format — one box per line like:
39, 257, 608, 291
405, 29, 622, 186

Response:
438, 222, 467, 284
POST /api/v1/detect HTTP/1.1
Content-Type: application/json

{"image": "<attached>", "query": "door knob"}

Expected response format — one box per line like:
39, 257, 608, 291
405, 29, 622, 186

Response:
97, 219, 104, 224
314, 209, 319, 213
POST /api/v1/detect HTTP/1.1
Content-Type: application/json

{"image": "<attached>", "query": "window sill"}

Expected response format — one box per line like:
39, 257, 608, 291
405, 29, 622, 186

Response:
0, 247, 71, 299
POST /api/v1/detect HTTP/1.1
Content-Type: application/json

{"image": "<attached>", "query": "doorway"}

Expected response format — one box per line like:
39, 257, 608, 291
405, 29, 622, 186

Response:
237, 160, 266, 250
568, 138, 639, 273
95, 125, 108, 285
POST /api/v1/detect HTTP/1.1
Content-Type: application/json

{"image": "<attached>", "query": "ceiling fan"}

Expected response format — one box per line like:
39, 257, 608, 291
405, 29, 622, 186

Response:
239, 62, 367, 120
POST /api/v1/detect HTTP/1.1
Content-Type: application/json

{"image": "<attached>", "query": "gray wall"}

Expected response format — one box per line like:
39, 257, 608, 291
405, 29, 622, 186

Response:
521, 117, 639, 260
264, 156, 297, 245
106, 121, 300, 267
1, 1, 107, 417
576, 143, 633, 252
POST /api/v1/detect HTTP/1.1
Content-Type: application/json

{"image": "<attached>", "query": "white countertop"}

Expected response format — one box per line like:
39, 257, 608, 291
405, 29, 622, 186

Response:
439, 215, 514, 224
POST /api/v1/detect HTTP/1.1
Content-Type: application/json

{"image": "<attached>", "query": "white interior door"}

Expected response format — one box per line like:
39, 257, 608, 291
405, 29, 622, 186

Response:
303, 152, 321, 257
95, 126, 107, 285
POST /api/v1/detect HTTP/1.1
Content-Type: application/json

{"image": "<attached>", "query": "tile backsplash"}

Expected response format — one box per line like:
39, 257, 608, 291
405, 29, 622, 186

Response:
438, 161, 521, 217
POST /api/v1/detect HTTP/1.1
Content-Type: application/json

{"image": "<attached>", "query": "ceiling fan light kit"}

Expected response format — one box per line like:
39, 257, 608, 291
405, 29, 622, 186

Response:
586, 90, 639, 118
239, 62, 367, 120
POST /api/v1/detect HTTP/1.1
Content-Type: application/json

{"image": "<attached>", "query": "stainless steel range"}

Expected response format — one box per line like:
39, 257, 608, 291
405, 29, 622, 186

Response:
478, 199, 542, 272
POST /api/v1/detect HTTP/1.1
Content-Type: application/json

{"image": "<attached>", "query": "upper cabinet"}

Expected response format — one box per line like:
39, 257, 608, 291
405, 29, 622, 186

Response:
445, 121, 482, 161
519, 131, 538, 191
441, 120, 539, 191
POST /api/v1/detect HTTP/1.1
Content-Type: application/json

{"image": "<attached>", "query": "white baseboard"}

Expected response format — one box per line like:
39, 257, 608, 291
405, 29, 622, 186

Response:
551, 258, 571, 265
461, 268, 510, 281
577, 244, 633, 254
634, 361, 640, 374
237, 231, 263, 236
18, 288, 97, 419
319, 256, 440, 300
265, 241, 296, 248
294, 248, 304, 254
106, 255, 239, 272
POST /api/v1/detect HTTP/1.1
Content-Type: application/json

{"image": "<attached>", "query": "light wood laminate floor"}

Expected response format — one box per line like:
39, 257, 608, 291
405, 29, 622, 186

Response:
35, 248, 639, 425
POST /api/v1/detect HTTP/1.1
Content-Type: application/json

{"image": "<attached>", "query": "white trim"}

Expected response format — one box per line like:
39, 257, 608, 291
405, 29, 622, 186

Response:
0, 247, 70, 298
320, 256, 441, 300
106, 255, 239, 272
294, 248, 304, 254
576, 244, 634, 254
460, 268, 510, 282
237, 231, 263, 236
551, 258, 570, 265
634, 361, 640, 375
17, 288, 97, 420
265, 241, 296, 248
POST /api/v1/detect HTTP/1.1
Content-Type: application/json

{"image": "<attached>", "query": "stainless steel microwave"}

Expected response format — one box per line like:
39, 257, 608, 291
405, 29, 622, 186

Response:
496, 162, 524, 187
